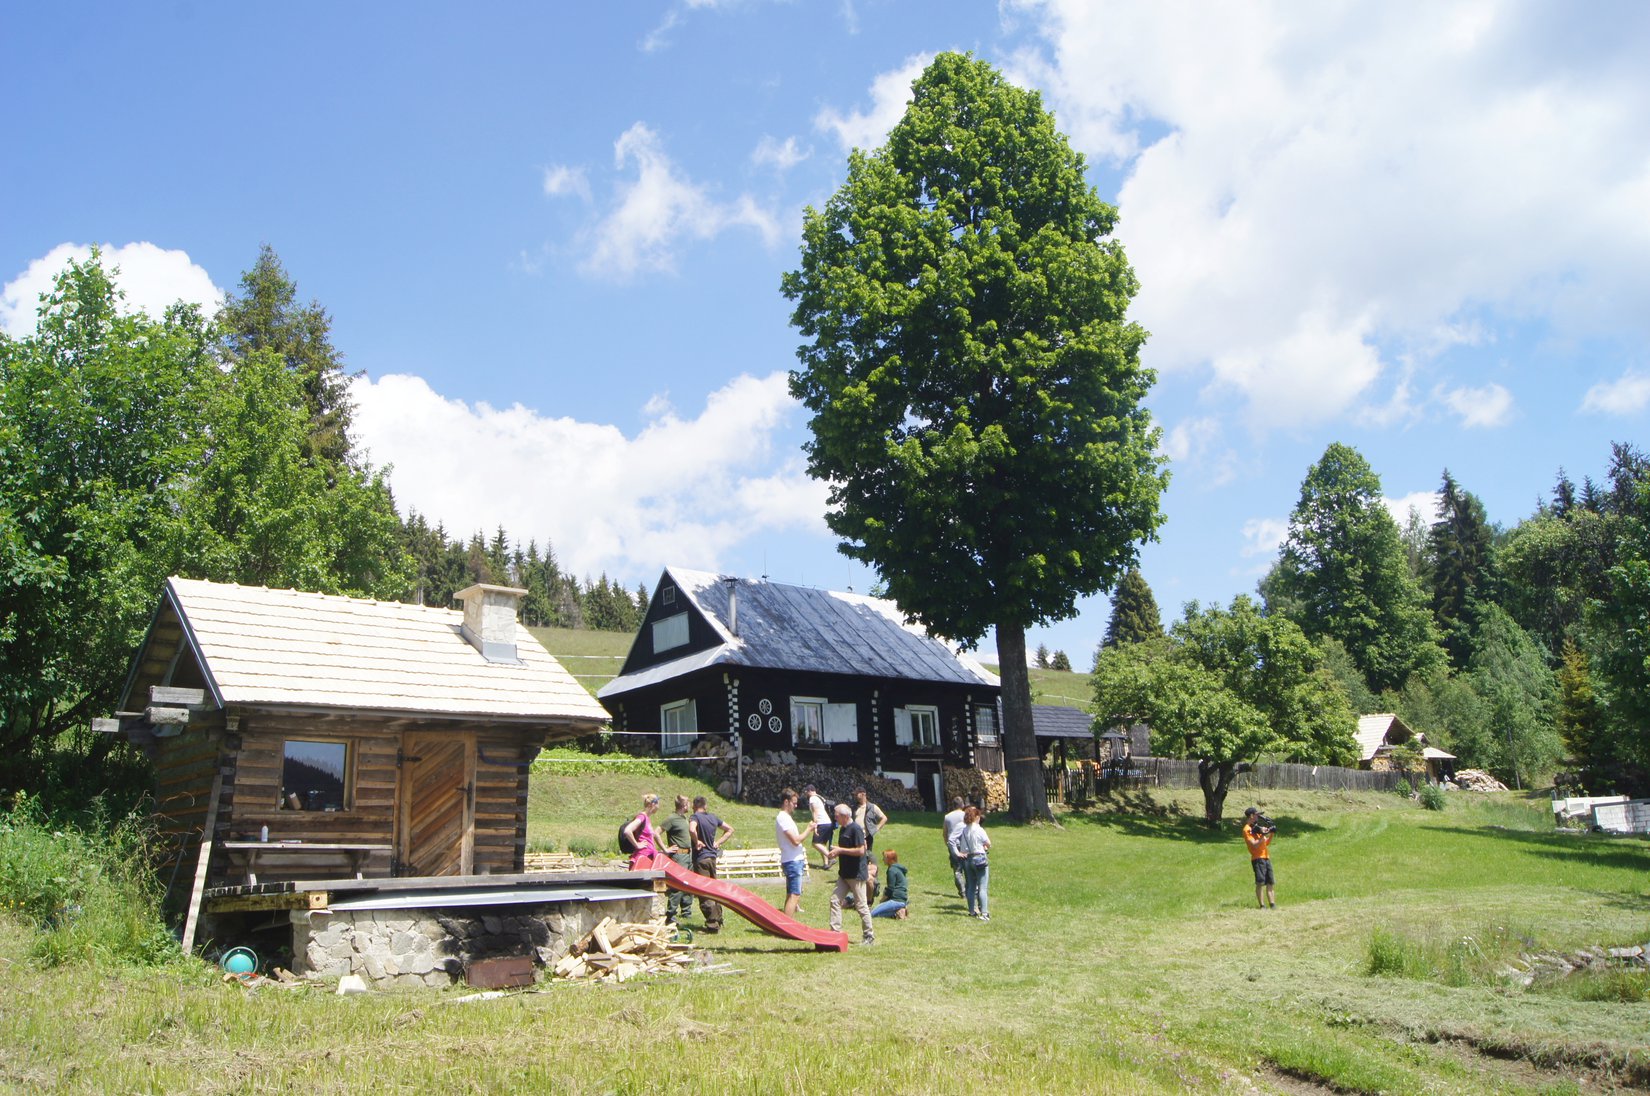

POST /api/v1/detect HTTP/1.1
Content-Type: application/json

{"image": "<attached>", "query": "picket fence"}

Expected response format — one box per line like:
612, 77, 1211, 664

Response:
1134, 757, 1402, 793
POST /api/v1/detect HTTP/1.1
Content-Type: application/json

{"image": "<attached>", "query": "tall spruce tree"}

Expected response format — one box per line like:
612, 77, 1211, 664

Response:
1102, 567, 1164, 648
784, 53, 1167, 820
1425, 469, 1497, 669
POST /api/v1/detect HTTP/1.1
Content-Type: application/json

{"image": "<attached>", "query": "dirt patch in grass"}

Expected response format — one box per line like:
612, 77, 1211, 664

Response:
1421, 1033, 1647, 1094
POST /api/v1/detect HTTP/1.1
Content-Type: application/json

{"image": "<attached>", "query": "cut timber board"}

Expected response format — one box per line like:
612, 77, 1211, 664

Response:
205, 891, 330, 914
179, 769, 224, 953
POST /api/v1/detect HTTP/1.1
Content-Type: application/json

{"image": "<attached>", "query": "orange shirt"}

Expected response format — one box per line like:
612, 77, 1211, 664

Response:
1243, 823, 1271, 860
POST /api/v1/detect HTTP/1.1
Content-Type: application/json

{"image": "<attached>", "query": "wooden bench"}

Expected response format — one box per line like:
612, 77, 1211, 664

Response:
523, 851, 626, 872
712, 847, 806, 881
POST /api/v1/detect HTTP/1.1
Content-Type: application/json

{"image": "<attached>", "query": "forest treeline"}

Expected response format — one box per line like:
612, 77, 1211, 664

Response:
1096, 441, 1650, 806
0, 248, 643, 801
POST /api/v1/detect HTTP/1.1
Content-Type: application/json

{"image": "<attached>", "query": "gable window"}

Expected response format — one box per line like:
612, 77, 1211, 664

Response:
791, 697, 825, 745
652, 611, 689, 654
660, 699, 696, 756
662, 585, 675, 605
280, 739, 350, 811
975, 705, 999, 745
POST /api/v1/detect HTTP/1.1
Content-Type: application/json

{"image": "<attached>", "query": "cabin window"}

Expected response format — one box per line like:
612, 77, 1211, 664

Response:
660, 699, 696, 755
280, 739, 350, 811
662, 585, 675, 605
907, 706, 940, 748
975, 705, 999, 745
791, 698, 825, 745
653, 611, 689, 653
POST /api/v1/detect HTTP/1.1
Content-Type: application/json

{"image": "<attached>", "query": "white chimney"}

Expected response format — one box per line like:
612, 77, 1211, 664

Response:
454, 584, 528, 663
725, 577, 739, 636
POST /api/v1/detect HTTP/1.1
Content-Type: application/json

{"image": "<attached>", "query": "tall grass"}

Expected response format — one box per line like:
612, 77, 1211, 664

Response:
0, 794, 176, 967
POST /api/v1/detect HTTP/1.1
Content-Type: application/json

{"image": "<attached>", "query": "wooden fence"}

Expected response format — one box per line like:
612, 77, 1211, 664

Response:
1046, 758, 1402, 801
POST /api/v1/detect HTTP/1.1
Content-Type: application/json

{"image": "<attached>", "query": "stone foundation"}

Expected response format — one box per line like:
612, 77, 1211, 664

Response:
290, 896, 657, 987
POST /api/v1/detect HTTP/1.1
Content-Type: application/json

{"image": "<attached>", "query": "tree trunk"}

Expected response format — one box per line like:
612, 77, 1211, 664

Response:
1198, 759, 1236, 827
997, 622, 1051, 821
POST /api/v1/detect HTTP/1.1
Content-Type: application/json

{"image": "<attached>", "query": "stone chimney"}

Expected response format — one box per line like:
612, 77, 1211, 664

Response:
454, 584, 528, 663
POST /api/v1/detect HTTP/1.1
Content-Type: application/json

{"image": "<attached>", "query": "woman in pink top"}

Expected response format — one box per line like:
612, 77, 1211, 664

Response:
624, 793, 661, 869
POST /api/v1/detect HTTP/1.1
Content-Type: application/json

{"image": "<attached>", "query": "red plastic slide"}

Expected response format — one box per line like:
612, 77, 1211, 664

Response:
635, 854, 849, 952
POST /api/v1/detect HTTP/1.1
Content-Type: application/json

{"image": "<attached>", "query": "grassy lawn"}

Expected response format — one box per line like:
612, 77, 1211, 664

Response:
978, 661, 1092, 709
3, 776, 1647, 1094
528, 625, 634, 697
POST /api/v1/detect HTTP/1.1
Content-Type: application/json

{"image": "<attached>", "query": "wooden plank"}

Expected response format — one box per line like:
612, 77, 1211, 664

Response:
150, 686, 208, 708
146, 706, 190, 726
179, 769, 224, 954
205, 890, 329, 913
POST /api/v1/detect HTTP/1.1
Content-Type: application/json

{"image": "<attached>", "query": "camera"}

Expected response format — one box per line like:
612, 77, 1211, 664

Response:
1251, 813, 1275, 835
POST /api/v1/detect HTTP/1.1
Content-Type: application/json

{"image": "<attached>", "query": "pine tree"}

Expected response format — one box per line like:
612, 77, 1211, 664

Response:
1102, 568, 1164, 647
1425, 469, 1497, 669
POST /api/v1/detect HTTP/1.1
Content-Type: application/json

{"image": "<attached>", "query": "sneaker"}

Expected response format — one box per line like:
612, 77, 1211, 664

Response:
861, 933, 875, 945
979, 914, 990, 922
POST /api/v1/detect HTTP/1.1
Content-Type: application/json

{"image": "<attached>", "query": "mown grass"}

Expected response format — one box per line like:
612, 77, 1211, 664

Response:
977, 660, 1091, 709
528, 625, 633, 696
3, 776, 1647, 1094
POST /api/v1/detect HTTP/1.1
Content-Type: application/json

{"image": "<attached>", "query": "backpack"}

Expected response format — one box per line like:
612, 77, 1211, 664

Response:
618, 818, 639, 855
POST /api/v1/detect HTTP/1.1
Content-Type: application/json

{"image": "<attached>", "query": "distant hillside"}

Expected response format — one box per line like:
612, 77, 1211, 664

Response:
979, 663, 1090, 711
529, 626, 633, 698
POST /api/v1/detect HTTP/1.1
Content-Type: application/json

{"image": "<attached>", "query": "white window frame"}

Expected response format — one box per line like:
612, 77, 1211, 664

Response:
974, 705, 999, 745
660, 699, 696, 756
652, 611, 689, 654
791, 697, 825, 746
907, 705, 939, 748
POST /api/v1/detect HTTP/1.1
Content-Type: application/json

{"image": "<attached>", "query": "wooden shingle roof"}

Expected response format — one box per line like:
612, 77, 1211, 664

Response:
134, 577, 608, 723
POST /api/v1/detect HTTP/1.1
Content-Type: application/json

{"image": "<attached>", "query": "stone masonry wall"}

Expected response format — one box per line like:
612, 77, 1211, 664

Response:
291, 895, 657, 987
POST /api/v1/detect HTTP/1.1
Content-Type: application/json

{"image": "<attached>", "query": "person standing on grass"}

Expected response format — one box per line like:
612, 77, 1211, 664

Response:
623, 793, 661, 871
659, 795, 694, 925
852, 787, 888, 853
805, 784, 834, 869
826, 803, 875, 945
871, 849, 909, 919
1243, 807, 1276, 909
774, 787, 815, 917
951, 805, 992, 921
690, 796, 734, 933
942, 796, 968, 898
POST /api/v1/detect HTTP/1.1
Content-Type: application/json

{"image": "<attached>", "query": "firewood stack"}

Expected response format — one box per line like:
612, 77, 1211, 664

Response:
551, 917, 713, 983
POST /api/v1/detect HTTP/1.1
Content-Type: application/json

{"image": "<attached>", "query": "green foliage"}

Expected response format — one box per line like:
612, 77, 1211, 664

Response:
1417, 782, 1447, 810
1466, 603, 1561, 788
531, 746, 683, 778
0, 796, 176, 967
1393, 778, 1413, 798
1050, 649, 1072, 672
1265, 443, 1446, 693
1102, 567, 1164, 648
1092, 596, 1356, 823
782, 51, 1167, 645
1425, 469, 1498, 669
1556, 639, 1601, 772
1314, 636, 1378, 713
1035, 644, 1050, 669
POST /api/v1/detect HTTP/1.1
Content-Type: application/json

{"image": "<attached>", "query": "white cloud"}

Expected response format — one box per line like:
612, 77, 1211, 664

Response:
1382, 490, 1442, 529
1436, 381, 1514, 428
351, 370, 826, 580
1581, 369, 1650, 415
1239, 517, 1287, 558
1016, 0, 1650, 430
541, 165, 590, 201
815, 52, 933, 153
1, 242, 222, 338
752, 135, 808, 172
581, 122, 781, 279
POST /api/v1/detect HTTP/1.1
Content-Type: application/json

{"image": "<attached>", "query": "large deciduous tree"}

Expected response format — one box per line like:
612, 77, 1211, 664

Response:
1265, 443, 1445, 694
1092, 596, 1355, 825
783, 53, 1167, 820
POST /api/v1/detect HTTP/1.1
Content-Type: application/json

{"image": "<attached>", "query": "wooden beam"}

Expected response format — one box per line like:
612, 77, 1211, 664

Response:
92, 717, 123, 735
205, 890, 329, 913
180, 770, 224, 954
150, 685, 209, 709
146, 706, 190, 726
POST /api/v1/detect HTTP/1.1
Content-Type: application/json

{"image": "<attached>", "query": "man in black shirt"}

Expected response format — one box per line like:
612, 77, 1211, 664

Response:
691, 795, 733, 933
826, 803, 874, 945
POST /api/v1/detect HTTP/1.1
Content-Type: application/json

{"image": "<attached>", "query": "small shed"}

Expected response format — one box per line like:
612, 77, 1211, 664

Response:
1355, 714, 1456, 783
105, 578, 609, 911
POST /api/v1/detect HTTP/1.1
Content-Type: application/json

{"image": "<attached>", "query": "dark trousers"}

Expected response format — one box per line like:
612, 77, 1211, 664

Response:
693, 856, 723, 928
666, 853, 693, 920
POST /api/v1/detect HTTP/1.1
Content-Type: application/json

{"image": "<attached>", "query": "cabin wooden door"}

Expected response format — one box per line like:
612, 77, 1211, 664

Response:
398, 731, 474, 876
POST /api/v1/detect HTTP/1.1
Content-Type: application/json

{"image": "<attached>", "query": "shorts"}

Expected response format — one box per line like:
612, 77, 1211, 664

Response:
781, 859, 805, 895
1251, 858, 1275, 886
814, 822, 835, 846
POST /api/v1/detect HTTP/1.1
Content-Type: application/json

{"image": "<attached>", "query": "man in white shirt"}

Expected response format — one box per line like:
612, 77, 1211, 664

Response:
804, 783, 834, 870
775, 787, 815, 916
942, 796, 968, 898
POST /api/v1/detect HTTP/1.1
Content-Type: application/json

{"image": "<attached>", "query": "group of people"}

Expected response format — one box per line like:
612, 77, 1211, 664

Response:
622, 792, 735, 932
941, 796, 993, 921
778, 784, 906, 945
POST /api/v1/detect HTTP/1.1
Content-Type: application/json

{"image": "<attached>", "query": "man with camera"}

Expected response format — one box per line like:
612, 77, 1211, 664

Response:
1242, 806, 1277, 909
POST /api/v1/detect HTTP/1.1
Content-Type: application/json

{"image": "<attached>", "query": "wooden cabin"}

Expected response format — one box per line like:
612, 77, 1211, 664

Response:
106, 578, 608, 911
597, 567, 1001, 809
1355, 713, 1457, 783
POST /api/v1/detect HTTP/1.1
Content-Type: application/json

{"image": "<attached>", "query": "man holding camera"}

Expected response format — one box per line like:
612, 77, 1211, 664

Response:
1242, 807, 1276, 909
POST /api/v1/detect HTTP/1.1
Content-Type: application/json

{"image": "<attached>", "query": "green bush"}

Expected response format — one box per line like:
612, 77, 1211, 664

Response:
1417, 783, 1446, 811
532, 746, 690, 778
0, 794, 176, 967
1393, 778, 1413, 798
1365, 927, 1433, 979
566, 836, 602, 858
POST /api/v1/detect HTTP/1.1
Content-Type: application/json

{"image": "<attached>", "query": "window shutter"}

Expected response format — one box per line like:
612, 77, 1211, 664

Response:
824, 703, 858, 743
893, 707, 912, 746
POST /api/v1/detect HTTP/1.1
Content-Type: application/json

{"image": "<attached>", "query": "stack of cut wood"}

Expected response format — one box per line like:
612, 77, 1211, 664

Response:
551, 917, 704, 983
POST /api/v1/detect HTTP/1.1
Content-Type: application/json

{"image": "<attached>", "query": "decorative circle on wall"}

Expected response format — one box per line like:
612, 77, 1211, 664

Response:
767, 715, 783, 733
758, 698, 773, 716
747, 713, 763, 731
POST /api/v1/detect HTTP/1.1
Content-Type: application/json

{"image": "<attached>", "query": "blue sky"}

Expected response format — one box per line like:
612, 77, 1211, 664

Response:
4, 1, 1649, 665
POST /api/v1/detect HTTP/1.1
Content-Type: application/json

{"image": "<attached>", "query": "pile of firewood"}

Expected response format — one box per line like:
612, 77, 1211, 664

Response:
551, 917, 711, 983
